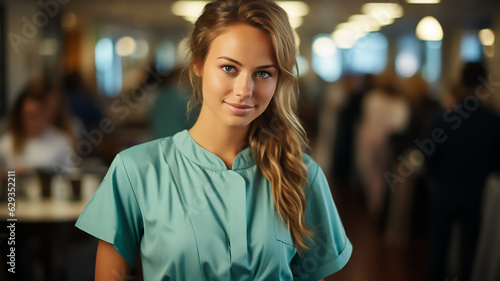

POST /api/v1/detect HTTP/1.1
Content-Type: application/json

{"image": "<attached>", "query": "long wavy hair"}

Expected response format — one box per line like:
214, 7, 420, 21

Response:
187, 0, 312, 253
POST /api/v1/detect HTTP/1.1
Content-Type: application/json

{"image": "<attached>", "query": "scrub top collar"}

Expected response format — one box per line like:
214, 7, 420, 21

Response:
172, 129, 255, 171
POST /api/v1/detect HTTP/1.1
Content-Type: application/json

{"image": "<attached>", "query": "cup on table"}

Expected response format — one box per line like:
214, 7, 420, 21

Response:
36, 169, 53, 198
70, 179, 82, 201
67, 167, 82, 201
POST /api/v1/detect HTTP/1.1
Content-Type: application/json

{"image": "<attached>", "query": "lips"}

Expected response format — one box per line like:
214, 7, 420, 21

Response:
224, 102, 254, 109
224, 101, 255, 115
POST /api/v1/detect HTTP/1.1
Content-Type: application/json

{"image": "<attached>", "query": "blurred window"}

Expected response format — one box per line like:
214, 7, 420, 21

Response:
311, 34, 342, 82
95, 38, 122, 97
295, 54, 309, 77
422, 40, 442, 83
155, 40, 176, 74
345, 32, 388, 75
395, 35, 421, 78
460, 32, 483, 62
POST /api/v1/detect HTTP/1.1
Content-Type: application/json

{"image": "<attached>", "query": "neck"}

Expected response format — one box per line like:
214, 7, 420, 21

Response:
188, 114, 249, 170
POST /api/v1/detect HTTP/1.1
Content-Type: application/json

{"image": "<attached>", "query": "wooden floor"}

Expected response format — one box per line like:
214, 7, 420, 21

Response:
326, 187, 427, 281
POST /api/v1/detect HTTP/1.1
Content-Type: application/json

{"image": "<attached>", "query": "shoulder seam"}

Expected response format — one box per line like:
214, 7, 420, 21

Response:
308, 161, 321, 187
116, 154, 144, 220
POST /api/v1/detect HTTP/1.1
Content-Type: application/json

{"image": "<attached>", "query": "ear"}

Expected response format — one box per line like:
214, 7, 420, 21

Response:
193, 60, 203, 77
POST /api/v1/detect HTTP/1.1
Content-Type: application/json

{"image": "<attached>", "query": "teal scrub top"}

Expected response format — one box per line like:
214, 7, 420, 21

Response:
75, 130, 352, 281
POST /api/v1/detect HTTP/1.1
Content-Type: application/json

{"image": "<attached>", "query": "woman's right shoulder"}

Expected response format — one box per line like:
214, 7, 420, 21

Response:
116, 136, 175, 168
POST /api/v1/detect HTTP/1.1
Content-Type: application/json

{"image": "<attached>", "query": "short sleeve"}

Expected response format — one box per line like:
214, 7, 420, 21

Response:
290, 165, 352, 281
75, 154, 143, 267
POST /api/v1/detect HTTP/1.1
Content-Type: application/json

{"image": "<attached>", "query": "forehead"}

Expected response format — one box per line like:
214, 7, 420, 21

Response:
207, 24, 276, 65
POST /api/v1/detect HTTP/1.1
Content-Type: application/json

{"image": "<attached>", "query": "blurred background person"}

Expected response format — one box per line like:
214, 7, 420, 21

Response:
0, 78, 76, 176
382, 74, 443, 252
355, 71, 410, 217
150, 68, 195, 138
425, 62, 500, 281
331, 73, 373, 188
64, 71, 106, 132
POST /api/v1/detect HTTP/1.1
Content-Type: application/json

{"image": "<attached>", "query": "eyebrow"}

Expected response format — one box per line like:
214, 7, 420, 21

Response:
216, 56, 277, 69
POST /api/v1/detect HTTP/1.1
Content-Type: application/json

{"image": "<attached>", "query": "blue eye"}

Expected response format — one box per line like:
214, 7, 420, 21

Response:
256, 71, 271, 79
222, 65, 235, 73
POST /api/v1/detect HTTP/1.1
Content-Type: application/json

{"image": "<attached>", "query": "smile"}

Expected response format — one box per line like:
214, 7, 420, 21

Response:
224, 102, 255, 115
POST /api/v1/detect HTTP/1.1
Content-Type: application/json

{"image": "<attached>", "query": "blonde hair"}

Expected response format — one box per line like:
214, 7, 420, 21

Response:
187, 0, 312, 253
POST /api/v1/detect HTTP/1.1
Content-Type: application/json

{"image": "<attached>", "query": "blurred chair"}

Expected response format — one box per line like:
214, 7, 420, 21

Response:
472, 173, 500, 281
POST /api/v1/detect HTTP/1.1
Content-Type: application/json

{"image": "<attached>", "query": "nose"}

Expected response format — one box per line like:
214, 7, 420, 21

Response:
234, 73, 254, 99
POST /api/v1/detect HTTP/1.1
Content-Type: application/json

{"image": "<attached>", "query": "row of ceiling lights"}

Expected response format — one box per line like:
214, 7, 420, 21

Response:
332, 2, 404, 49
171, 1, 309, 29
171, 1, 496, 53
171, 0, 444, 50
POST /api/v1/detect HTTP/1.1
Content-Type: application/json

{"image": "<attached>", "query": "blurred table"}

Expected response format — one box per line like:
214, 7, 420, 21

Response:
0, 172, 99, 280
0, 198, 88, 222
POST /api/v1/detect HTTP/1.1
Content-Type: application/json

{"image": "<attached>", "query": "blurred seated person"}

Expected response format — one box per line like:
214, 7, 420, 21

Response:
425, 62, 500, 281
64, 71, 105, 131
65, 71, 125, 164
0, 79, 76, 176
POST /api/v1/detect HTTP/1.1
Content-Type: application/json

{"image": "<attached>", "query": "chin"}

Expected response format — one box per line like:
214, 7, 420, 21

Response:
223, 117, 253, 128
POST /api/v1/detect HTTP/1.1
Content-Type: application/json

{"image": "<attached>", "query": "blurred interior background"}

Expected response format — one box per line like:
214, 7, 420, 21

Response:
0, 0, 500, 280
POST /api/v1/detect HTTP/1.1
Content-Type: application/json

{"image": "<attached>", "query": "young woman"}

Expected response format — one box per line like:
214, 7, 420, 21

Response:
76, 0, 352, 280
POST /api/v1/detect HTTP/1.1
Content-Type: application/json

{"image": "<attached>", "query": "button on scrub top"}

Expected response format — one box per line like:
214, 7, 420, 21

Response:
75, 130, 352, 281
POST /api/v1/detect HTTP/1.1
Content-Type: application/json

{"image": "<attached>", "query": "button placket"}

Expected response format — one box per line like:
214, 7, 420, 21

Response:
228, 171, 251, 280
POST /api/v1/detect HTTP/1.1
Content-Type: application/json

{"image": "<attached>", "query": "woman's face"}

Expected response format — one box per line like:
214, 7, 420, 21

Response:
195, 23, 278, 129
22, 98, 47, 138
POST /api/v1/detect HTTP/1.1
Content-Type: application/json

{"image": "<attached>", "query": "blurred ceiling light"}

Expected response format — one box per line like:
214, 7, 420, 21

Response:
62, 12, 77, 29
289, 17, 303, 29
362, 3, 403, 19
406, 0, 440, 3
332, 29, 363, 49
116, 36, 137, 56
277, 1, 309, 17
336, 22, 365, 34
416, 16, 443, 41
348, 14, 381, 32
133, 39, 150, 58
171, 1, 207, 23
371, 14, 395, 26
479, 28, 495, 46
312, 36, 337, 57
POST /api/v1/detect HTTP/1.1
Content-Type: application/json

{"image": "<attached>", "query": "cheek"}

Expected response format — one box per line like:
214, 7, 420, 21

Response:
259, 81, 277, 103
202, 69, 230, 98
